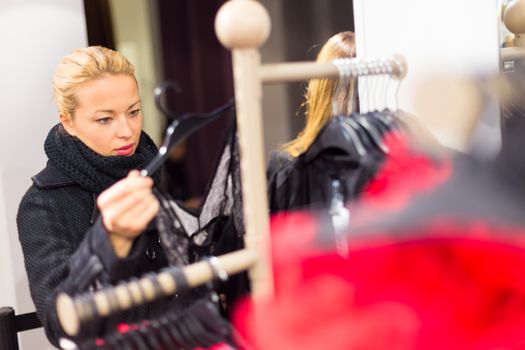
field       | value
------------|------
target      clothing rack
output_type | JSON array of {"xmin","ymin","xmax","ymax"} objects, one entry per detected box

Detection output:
[
  {"xmin": 260, "ymin": 57, "xmax": 406, "ymax": 83},
  {"xmin": 56, "ymin": 249, "xmax": 257, "ymax": 337},
  {"xmin": 214, "ymin": 0, "xmax": 407, "ymax": 298},
  {"xmin": 55, "ymin": 0, "xmax": 408, "ymax": 337}
]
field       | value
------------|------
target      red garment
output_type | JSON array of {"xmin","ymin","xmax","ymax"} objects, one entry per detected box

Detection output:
[
  {"xmin": 235, "ymin": 216, "xmax": 525, "ymax": 350},
  {"xmin": 360, "ymin": 132, "xmax": 452, "ymax": 211},
  {"xmin": 233, "ymin": 134, "xmax": 525, "ymax": 349}
]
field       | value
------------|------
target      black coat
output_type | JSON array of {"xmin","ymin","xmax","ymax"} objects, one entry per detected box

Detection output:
[
  {"xmin": 17, "ymin": 161, "xmax": 168, "ymax": 346},
  {"xmin": 267, "ymin": 116, "xmax": 384, "ymax": 214}
]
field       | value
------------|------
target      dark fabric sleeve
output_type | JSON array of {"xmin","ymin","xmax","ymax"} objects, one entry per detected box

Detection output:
[
  {"xmin": 17, "ymin": 188, "xmax": 147, "ymax": 346},
  {"xmin": 80, "ymin": 217, "xmax": 148, "ymax": 284},
  {"xmin": 266, "ymin": 151, "xmax": 293, "ymax": 181},
  {"xmin": 267, "ymin": 151, "xmax": 295, "ymax": 213}
]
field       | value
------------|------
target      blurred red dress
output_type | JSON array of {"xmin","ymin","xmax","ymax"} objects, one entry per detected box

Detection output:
[{"xmin": 234, "ymin": 133, "xmax": 525, "ymax": 350}]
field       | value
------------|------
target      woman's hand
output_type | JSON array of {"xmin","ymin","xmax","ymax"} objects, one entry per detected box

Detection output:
[{"xmin": 97, "ymin": 170, "xmax": 160, "ymax": 257}]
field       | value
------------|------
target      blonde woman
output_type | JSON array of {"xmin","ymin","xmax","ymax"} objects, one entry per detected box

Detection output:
[
  {"xmin": 284, "ymin": 31, "xmax": 357, "ymax": 157},
  {"xmin": 267, "ymin": 32, "xmax": 361, "ymax": 212},
  {"xmin": 17, "ymin": 46, "xmax": 167, "ymax": 346}
]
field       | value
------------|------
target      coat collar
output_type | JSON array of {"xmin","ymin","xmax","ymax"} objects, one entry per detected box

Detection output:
[{"xmin": 32, "ymin": 162, "xmax": 77, "ymax": 190}]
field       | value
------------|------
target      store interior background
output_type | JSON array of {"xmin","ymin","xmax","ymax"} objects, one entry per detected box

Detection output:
[
  {"xmin": 0, "ymin": 0, "xmax": 503, "ymax": 348},
  {"xmin": 82, "ymin": 0, "xmax": 355, "ymax": 203}
]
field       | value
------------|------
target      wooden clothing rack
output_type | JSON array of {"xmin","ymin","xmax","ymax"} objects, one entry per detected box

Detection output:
[
  {"xmin": 56, "ymin": 249, "xmax": 257, "ymax": 337},
  {"xmin": 55, "ymin": 0, "xmax": 408, "ymax": 337},
  {"xmin": 214, "ymin": 0, "xmax": 407, "ymax": 299}
]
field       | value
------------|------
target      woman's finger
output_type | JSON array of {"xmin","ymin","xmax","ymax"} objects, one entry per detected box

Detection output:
[
  {"xmin": 109, "ymin": 194, "xmax": 160, "ymax": 238},
  {"xmin": 101, "ymin": 187, "xmax": 152, "ymax": 224},
  {"xmin": 97, "ymin": 174, "xmax": 153, "ymax": 209}
]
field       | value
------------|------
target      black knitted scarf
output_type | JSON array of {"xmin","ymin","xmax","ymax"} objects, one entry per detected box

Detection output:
[{"xmin": 45, "ymin": 124, "xmax": 161, "ymax": 194}]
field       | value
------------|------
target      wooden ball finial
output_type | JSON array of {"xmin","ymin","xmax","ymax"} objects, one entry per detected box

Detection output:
[
  {"xmin": 504, "ymin": 0, "xmax": 525, "ymax": 35},
  {"xmin": 215, "ymin": 0, "xmax": 271, "ymax": 49}
]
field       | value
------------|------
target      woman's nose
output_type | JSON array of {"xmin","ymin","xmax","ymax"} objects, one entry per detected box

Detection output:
[{"xmin": 116, "ymin": 116, "xmax": 133, "ymax": 138}]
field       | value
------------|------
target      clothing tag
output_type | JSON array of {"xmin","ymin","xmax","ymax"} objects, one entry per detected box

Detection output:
[
  {"xmin": 59, "ymin": 337, "xmax": 79, "ymax": 350},
  {"xmin": 329, "ymin": 179, "xmax": 350, "ymax": 258}
]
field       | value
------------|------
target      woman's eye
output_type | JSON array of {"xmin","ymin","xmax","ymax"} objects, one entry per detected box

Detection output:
[
  {"xmin": 129, "ymin": 109, "xmax": 140, "ymax": 117},
  {"xmin": 96, "ymin": 117, "xmax": 111, "ymax": 125}
]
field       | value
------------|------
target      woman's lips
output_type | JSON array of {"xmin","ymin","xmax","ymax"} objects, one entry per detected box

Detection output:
[{"xmin": 115, "ymin": 143, "xmax": 134, "ymax": 156}]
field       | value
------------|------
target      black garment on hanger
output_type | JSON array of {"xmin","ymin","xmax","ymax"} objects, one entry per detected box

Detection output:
[
  {"xmin": 156, "ymin": 121, "xmax": 249, "ymax": 318},
  {"xmin": 267, "ymin": 116, "xmax": 385, "ymax": 214},
  {"xmin": 78, "ymin": 298, "xmax": 234, "ymax": 350},
  {"xmin": 340, "ymin": 62, "xmax": 525, "ymax": 240}
]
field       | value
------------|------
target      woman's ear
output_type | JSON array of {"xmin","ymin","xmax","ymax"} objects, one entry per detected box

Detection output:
[{"xmin": 60, "ymin": 114, "xmax": 77, "ymax": 136}]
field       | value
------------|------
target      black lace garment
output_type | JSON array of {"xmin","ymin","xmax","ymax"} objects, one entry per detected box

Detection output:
[{"xmin": 155, "ymin": 122, "xmax": 249, "ymax": 317}]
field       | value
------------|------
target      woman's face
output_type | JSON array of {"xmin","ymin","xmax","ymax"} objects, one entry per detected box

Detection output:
[{"xmin": 61, "ymin": 74, "xmax": 142, "ymax": 156}]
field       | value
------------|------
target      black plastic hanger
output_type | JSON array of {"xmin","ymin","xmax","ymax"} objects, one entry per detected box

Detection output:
[
  {"xmin": 167, "ymin": 309, "xmax": 199, "ymax": 349},
  {"xmin": 158, "ymin": 314, "xmax": 184, "ymax": 348},
  {"xmin": 101, "ymin": 332, "xmax": 117, "ymax": 350},
  {"xmin": 343, "ymin": 114, "xmax": 371, "ymax": 156},
  {"xmin": 182, "ymin": 312, "xmax": 218, "ymax": 347},
  {"xmin": 355, "ymin": 114, "xmax": 389, "ymax": 153},
  {"xmin": 141, "ymin": 99, "xmax": 235, "ymax": 177},
  {"xmin": 149, "ymin": 318, "xmax": 173, "ymax": 349},
  {"xmin": 367, "ymin": 110, "xmax": 391, "ymax": 135},
  {"xmin": 154, "ymin": 81, "xmax": 183, "ymax": 120},
  {"xmin": 104, "ymin": 330, "xmax": 131, "ymax": 350},
  {"xmin": 139, "ymin": 325, "xmax": 163, "ymax": 350},
  {"xmin": 115, "ymin": 331, "xmax": 133, "ymax": 350},
  {"xmin": 176, "ymin": 312, "xmax": 203, "ymax": 348},
  {"xmin": 131, "ymin": 327, "xmax": 150, "ymax": 350}
]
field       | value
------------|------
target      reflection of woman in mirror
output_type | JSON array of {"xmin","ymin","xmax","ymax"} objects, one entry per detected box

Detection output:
[
  {"xmin": 266, "ymin": 31, "xmax": 356, "ymax": 183},
  {"xmin": 17, "ymin": 46, "xmax": 168, "ymax": 346},
  {"xmin": 285, "ymin": 31, "xmax": 357, "ymax": 158}
]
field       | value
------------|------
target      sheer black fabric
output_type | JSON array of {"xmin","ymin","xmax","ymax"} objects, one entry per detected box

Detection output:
[{"xmin": 156, "ymin": 122, "xmax": 249, "ymax": 318}]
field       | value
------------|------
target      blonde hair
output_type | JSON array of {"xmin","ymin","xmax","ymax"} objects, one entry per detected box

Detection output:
[
  {"xmin": 53, "ymin": 46, "xmax": 136, "ymax": 117},
  {"xmin": 284, "ymin": 31, "xmax": 356, "ymax": 157}
]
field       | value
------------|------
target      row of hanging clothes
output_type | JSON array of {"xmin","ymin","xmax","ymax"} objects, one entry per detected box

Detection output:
[
  {"xmin": 238, "ymin": 59, "xmax": 525, "ymax": 350},
  {"xmin": 266, "ymin": 55, "xmax": 439, "ymax": 243},
  {"xmin": 60, "ymin": 250, "xmax": 254, "ymax": 350}
]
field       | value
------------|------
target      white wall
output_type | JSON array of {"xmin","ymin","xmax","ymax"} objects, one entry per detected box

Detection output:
[
  {"xmin": 0, "ymin": 1, "xmax": 87, "ymax": 348},
  {"xmin": 353, "ymin": 0, "xmax": 501, "ymax": 152},
  {"xmin": 0, "ymin": 168, "xmax": 16, "ymax": 309}
]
